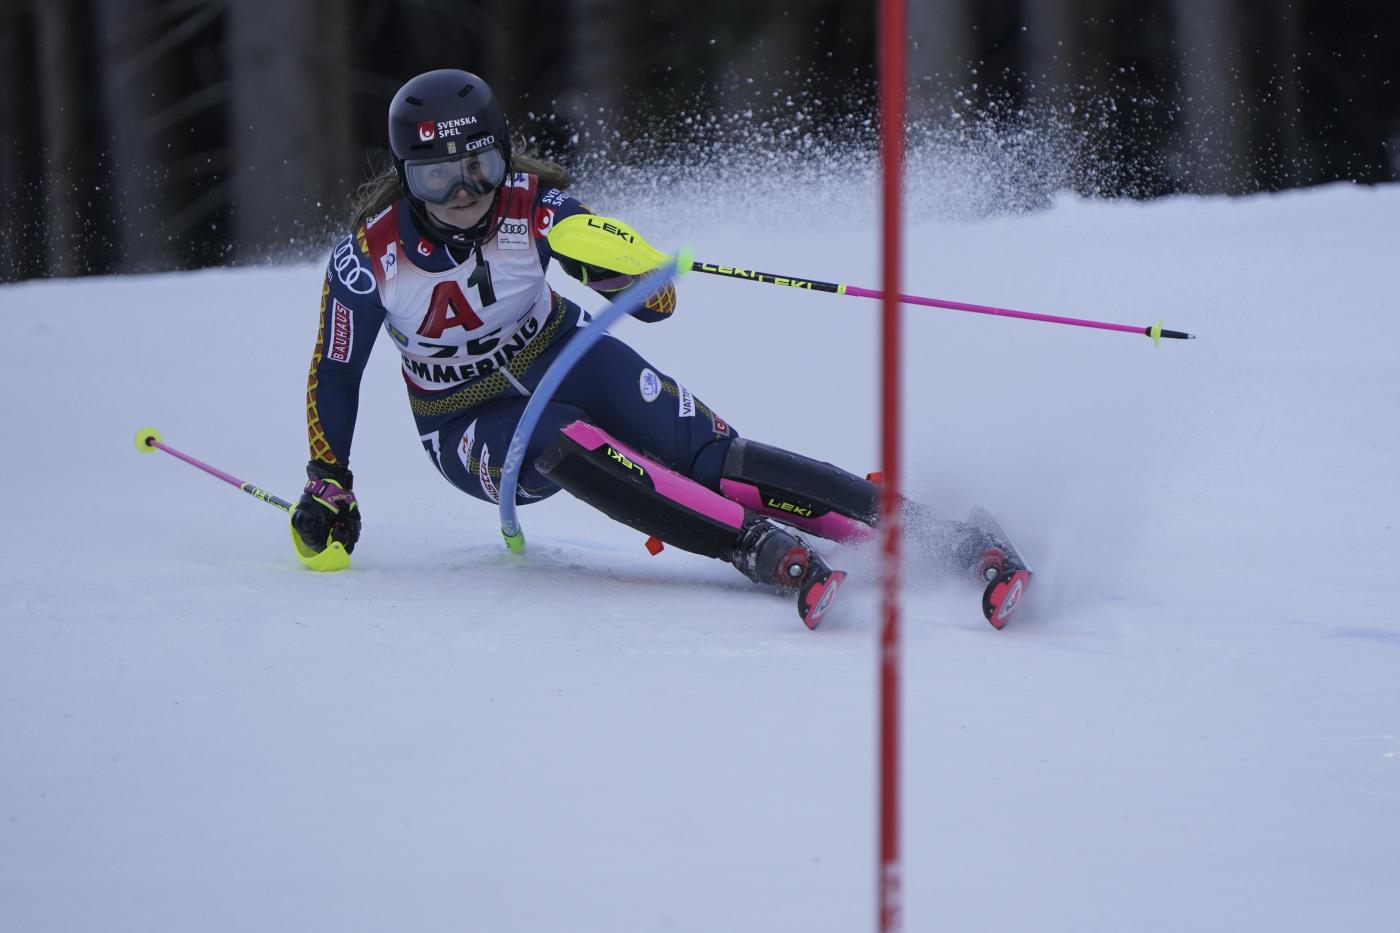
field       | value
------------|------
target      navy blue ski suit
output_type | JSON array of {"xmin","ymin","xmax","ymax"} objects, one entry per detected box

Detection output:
[{"xmin": 308, "ymin": 173, "xmax": 735, "ymax": 505}]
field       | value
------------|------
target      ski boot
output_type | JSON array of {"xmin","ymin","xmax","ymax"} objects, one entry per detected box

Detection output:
[
  {"xmin": 972, "ymin": 543, "xmax": 1032, "ymax": 630},
  {"xmin": 731, "ymin": 519, "xmax": 846, "ymax": 629},
  {"xmin": 951, "ymin": 508, "xmax": 1032, "ymax": 630}
]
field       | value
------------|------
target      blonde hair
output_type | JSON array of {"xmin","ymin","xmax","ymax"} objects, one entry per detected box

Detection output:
[{"xmin": 350, "ymin": 145, "xmax": 572, "ymax": 229}]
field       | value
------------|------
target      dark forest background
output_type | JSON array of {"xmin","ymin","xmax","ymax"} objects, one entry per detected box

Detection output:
[{"xmin": 1, "ymin": 0, "xmax": 1396, "ymax": 283}]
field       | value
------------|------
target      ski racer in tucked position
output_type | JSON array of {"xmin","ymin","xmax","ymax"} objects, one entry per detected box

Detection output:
[{"xmin": 292, "ymin": 68, "xmax": 1029, "ymax": 628}]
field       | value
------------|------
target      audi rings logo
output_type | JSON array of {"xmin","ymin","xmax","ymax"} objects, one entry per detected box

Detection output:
[
  {"xmin": 332, "ymin": 238, "xmax": 375, "ymax": 295},
  {"xmin": 417, "ymin": 121, "xmax": 436, "ymax": 142}
]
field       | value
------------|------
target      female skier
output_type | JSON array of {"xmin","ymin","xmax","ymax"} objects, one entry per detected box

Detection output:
[{"xmin": 292, "ymin": 68, "xmax": 1023, "ymax": 628}]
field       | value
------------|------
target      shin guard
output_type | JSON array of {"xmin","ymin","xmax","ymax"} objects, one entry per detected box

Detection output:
[
  {"xmin": 719, "ymin": 438, "xmax": 877, "ymax": 542},
  {"xmin": 538, "ymin": 422, "xmax": 849, "ymax": 628},
  {"xmin": 536, "ymin": 421, "xmax": 747, "ymax": 559}
]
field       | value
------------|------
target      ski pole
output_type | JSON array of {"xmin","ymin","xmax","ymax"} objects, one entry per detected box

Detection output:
[
  {"xmin": 545, "ymin": 214, "xmax": 1195, "ymax": 343},
  {"xmin": 689, "ymin": 262, "xmax": 1195, "ymax": 343},
  {"xmin": 133, "ymin": 427, "xmax": 349, "ymax": 571}
]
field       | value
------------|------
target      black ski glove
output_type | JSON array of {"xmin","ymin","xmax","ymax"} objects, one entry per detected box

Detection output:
[
  {"xmin": 556, "ymin": 253, "xmax": 633, "ymax": 292},
  {"xmin": 291, "ymin": 461, "xmax": 360, "ymax": 554},
  {"xmin": 556, "ymin": 253, "xmax": 676, "ymax": 316}
]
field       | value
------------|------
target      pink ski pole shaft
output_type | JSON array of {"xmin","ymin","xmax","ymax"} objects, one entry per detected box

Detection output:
[
  {"xmin": 691, "ymin": 261, "xmax": 1195, "ymax": 342},
  {"xmin": 133, "ymin": 427, "xmax": 294, "ymax": 512}
]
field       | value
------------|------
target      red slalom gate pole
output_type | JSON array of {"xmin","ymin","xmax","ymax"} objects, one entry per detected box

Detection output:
[{"xmin": 877, "ymin": 0, "xmax": 905, "ymax": 930}]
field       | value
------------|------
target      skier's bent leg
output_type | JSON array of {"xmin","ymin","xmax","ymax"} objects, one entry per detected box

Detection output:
[
  {"xmin": 537, "ymin": 421, "xmax": 845, "ymax": 625},
  {"xmin": 434, "ymin": 399, "xmax": 588, "ymax": 505},
  {"xmin": 539, "ymin": 421, "xmax": 744, "ymax": 561},
  {"xmin": 718, "ymin": 437, "xmax": 1019, "ymax": 582},
  {"xmin": 719, "ymin": 438, "xmax": 878, "ymax": 538}
]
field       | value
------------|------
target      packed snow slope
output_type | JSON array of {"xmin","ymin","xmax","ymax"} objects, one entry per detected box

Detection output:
[{"xmin": 2, "ymin": 183, "xmax": 1398, "ymax": 933}]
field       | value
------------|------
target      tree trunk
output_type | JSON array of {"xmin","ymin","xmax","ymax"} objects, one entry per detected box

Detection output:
[
  {"xmin": 1171, "ymin": 0, "xmax": 1251, "ymax": 193},
  {"xmin": 566, "ymin": 0, "xmax": 626, "ymax": 151},
  {"xmin": 227, "ymin": 0, "xmax": 352, "ymax": 259},
  {"xmin": 34, "ymin": 0, "xmax": 90, "ymax": 276},
  {"xmin": 907, "ymin": 0, "xmax": 976, "ymax": 125},
  {"xmin": 1271, "ymin": 0, "xmax": 1313, "ymax": 187},
  {"xmin": 0, "ymin": 5, "xmax": 45, "ymax": 281},
  {"xmin": 93, "ymin": 0, "xmax": 180, "ymax": 273},
  {"xmin": 1023, "ymin": 0, "xmax": 1111, "ymax": 106},
  {"xmin": 716, "ymin": 7, "xmax": 804, "ymax": 113},
  {"xmin": 481, "ymin": 0, "xmax": 521, "ymax": 109}
]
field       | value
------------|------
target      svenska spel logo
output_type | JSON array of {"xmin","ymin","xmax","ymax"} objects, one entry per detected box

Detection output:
[{"xmin": 417, "ymin": 121, "xmax": 436, "ymax": 142}]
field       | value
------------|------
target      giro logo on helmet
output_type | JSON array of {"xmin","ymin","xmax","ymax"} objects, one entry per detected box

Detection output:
[{"xmin": 417, "ymin": 121, "xmax": 436, "ymax": 142}]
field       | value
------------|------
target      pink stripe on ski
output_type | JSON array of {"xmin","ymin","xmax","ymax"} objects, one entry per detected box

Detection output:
[
  {"xmin": 719, "ymin": 479, "xmax": 874, "ymax": 543},
  {"xmin": 560, "ymin": 421, "xmax": 746, "ymax": 530}
]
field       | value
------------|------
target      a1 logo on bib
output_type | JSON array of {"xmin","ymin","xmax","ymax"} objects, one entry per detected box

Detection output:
[{"xmin": 639, "ymin": 368, "xmax": 662, "ymax": 402}]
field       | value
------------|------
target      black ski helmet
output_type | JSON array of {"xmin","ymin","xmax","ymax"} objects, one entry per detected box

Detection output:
[{"xmin": 388, "ymin": 69, "xmax": 512, "ymax": 241}]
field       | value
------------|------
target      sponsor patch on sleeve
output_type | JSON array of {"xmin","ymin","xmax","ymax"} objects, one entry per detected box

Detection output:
[
  {"xmin": 329, "ymin": 299, "xmax": 354, "ymax": 363},
  {"xmin": 535, "ymin": 205, "xmax": 556, "ymax": 237},
  {"xmin": 677, "ymin": 384, "xmax": 695, "ymax": 418},
  {"xmin": 639, "ymin": 369, "xmax": 661, "ymax": 402}
]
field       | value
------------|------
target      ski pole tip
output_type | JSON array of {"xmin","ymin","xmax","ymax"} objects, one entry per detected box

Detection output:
[
  {"xmin": 1146, "ymin": 322, "xmax": 1195, "ymax": 344},
  {"xmin": 503, "ymin": 527, "xmax": 526, "ymax": 554},
  {"xmin": 134, "ymin": 426, "xmax": 163, "ymax": 453}
]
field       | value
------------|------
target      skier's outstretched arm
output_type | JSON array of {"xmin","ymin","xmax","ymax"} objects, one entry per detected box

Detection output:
[{"xmin": 294, "ymin": 236, "xmax": 389, "ymax": 556}]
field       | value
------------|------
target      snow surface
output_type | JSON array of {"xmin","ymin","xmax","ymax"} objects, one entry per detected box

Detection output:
[{"xmin": 2, "ymin": 183, "xmax": 1398, "ymax": 932}]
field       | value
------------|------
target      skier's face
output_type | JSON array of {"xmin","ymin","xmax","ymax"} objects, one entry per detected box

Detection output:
[
  {"xmin": 405, "ymin": 145, "xmax": 506, "ymax": 230},
  {"xmin": 425, "ymin": 190, "xmax": 492, "ymax": 230}
]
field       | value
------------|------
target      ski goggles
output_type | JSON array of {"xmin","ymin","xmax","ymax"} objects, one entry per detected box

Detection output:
[{"xmin": 403, "ymin": 145, "xmax": 507, "ymax": 204}]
